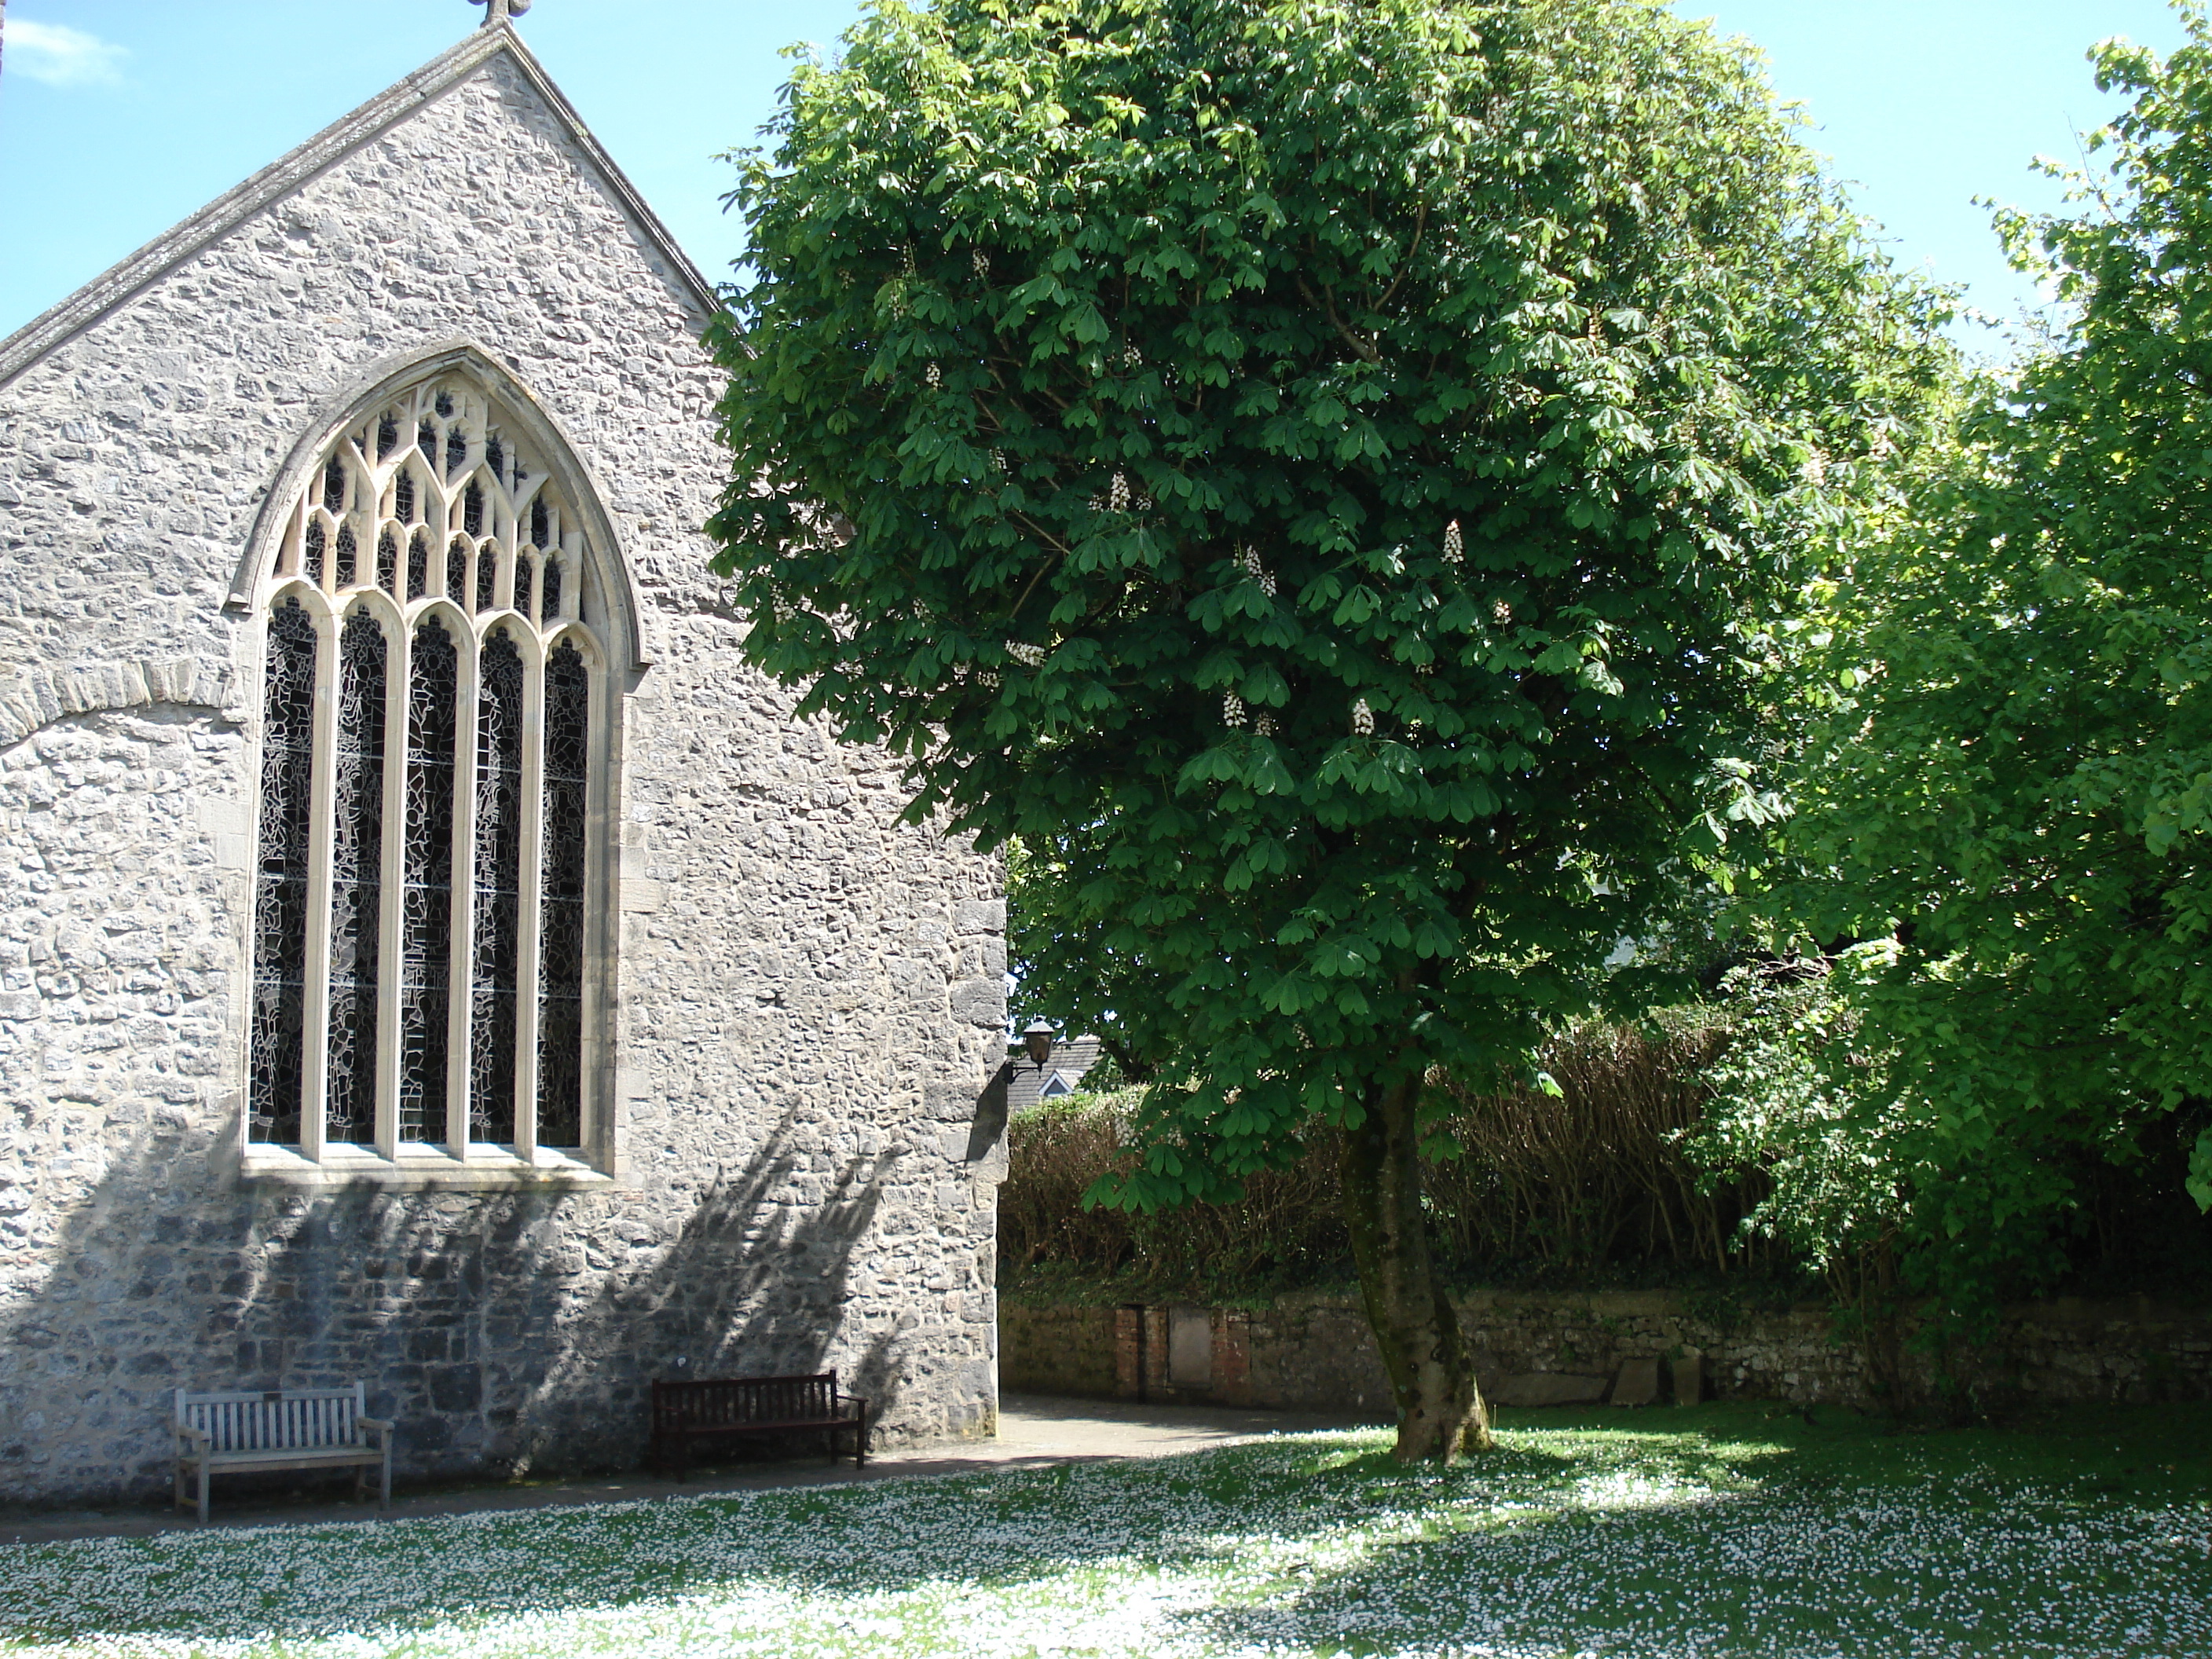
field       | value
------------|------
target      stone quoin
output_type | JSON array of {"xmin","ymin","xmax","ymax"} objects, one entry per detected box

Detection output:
[{"xmin": 0, "ymin": 11, "xmax": 1008, "ymax": 1507}]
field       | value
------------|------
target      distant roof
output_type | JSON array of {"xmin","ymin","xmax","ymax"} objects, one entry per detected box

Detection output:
[{"xmin": 1005, "ymin": 1035, "xmax": 1104, "ymax": 1112}]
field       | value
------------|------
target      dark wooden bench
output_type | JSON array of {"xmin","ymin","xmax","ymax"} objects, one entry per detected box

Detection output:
[{"xmin": 649, "ymin": 1372, "xmax": 868, "ymax": 1474}]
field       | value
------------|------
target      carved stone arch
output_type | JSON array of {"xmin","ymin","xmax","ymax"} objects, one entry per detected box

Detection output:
[
  {"xmin": 232, "ymin": 339, "xmax": 649, "ymax": 676},
  {"xmin": 266, "ymin": 574, "xmax": 339, "ymax": 624},
  {"xmin": 541, "ymin": 619, "xmax": 609, "ymax": 671}
]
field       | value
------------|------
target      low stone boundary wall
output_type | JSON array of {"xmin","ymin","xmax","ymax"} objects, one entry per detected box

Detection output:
[{"xmin": 1001, "ymin": 1289, "xmax": 2212, "ymax": 1412}]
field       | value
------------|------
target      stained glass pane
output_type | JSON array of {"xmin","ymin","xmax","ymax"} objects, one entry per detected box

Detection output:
[
  {"xmin": 470, "ymin": 632, "xmax": 526, "ymax": 1144},
  {"xmin": 476, "ymin": 548, "xmax": 497, "ymax": 614},
  {"xmin": 407, "ymin": 529, "xmax": 429, "ymax": 601},
  {"xmin": 401, "ymin": 616, "xmax": 459, "ymax": 1143},
  {"xmin": 327, "ymin": 610, "xmax": 386, "ymax": 1143},
  {"xmin": 322, "ymin": 459, "xmax": 346, "ymax": 515},
  {"xmin": 448, "ymin": 539, "xmax": 469, "ymax": 605},
  {"xmin": 334, "ymin": 526, "xmax": 356, "ymax": 592},
  {"xmin": 529, "ymin": 500, "xmax": 549, "ymax": 549},
  {"xmin": 250, "ymin": 599, "xmax": 318, "ymax": 1144},
  {"xmin": 538, "ymin": 640, "xmax": 589, "ymax": 1147},
  {"xmin": 302, "ymin": 522, "xmax": 325, "ymax": 586},
  {"xmin": 395, "ymin": 471, "xmax": 416, "ymax": 525},
  {"xmin": 464, "ymin": 482, "xmax": 485, "ymax": 538},
  {"xmin": 379, "ymin": 527, "xmax": 401, "ymax": 594},
  {"xmin": 541, "ymin": 558, "xmax": 562, "ymax": 624},
  {"xmin": 513, "ymin": 556, "xmax": 533, "ymax": 622}
]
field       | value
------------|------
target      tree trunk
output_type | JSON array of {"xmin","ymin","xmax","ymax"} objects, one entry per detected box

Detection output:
[{"xmin": 1339, "ymin": 1070, "xmax": 1494, "ymax": 1461}]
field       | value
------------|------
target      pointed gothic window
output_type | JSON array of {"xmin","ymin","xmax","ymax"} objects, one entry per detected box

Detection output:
[{"xmin": 251, "ymin": 372, "xmax": 613, "ymax": 1166}]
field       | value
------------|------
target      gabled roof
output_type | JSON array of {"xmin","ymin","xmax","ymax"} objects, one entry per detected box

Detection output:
[
  {"xmin": 1006, "ymin": 1035, "xmax": 1106, "ymax": 1112},
  {"xmin": 0, "ymin": 21, "xmax": 723, "ymax": 392}
]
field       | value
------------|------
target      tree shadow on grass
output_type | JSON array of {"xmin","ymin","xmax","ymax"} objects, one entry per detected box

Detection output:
[
  {"xmin": 1169, "ymin": 1426, "xmax": 2212, "ymax": 1659},
  {"xmin": 0, "ymin": 1434, "xmax": 1737, "ymax": 1649}
]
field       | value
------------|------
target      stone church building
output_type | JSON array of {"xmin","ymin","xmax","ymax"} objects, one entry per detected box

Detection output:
[{"xmin": 0, "ymin": 11, "xmax": 1008, "ymax": 1506}]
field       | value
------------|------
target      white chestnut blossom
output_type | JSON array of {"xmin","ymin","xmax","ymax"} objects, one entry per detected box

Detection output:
[
  {"xmin": 1, "ymin": 1424, "xmax": 2192, "ymax": 1658},
  {"xmin": 1351, "ymin": 697, "xmax": 1375, "ymax": 736}
]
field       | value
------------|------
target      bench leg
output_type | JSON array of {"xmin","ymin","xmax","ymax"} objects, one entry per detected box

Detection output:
[
  {"xmin": 196, "ymin": 1459, "xmax": 211, "ymax": 1525},
  {"xmin": 174, "ymin": 1459, "xmax": 186, "ymax": 1512},
  {"xmin": 379, "ymin": 1445, "xmax": 392, "ymax": 1513}
]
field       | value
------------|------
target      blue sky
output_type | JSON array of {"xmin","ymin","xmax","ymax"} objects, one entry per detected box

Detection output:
[{"xmin": 0, "ymin": 1, "xmax": 2190, "ymax": 350}]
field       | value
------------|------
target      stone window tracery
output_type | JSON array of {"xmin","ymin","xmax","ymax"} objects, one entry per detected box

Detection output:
[{"xmin": 249, "ymin": 373, "xmax": 610, "ymax": 1166}]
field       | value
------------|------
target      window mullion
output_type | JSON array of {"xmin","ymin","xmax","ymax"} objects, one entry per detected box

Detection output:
[
  {"xmin": 374, "ymin": 618, "xmax": 409, "ymax": 1163},
  {"xmin": 298, "ymin": 611, "xmax": 341, "ymax": 1161},
  {"xmin": 445, "ymin": 626, "xmax": 481, "ymax": 1159}
]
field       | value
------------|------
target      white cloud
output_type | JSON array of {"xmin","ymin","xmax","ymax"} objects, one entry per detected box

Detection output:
[{"xmin": 7, "ymin": 18, "xmax": 129, "ymax": 88}]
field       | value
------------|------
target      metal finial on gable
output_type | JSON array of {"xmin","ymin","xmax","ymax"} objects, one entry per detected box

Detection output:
[{"xmin": 470, "ymin": 0, "xmax": 533, "ymax": 26}]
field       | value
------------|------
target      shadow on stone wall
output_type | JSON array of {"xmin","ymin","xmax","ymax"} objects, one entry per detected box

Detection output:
[{"xmin": 0, "ymin": 1103, "xmax": 927, "ymax": 1508}]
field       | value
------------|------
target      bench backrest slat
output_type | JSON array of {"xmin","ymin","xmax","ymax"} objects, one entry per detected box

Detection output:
[
  {"xmin": 177, "ymin": 1384, "xmax": 364, "ymax": 1452},
  {"xmin": 652, "ymin": 1372, "xmax": 842, "ymax": 1431}
]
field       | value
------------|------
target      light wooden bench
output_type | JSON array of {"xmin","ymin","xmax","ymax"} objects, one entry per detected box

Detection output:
[{"xmin": 174, "ymin": 1384, "xmax": 394, "ymax": 1522}]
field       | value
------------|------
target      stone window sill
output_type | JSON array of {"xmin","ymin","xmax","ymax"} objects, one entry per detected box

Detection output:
[{"xmin": 240, "ymin": 1144, "xmax": 614, "ymax": 1190}]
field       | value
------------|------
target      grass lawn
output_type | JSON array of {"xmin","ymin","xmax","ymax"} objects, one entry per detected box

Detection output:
[{"xmin": 2, "ymin": 1402, "xmax": 2209, "ymax": 1657}]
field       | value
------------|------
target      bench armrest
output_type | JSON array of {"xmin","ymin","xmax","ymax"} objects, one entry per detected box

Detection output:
[
  {"xmin": 176, "ymin": 1424, "xmax": 210, "ymax": 1450},
  {"xmin": 357, "ymin": 1417, "xmax": 395, "ymax": 1441},
  {"xmin": 837, "ymin": 1394, "xmax": 869, "ymax": 1421}
]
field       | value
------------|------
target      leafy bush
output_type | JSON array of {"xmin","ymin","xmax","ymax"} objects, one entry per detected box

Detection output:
[{"xmin": 1001, "ymin": 1016, "xmax": 1787, "ymax": 1299}]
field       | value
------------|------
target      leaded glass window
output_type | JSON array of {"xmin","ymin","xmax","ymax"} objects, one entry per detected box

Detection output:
[
  {"xmin": 470, "ymin": 629, "xmax": 527, "ymax": 1144},
  {"xmin": 249, "ymin": 599, "xmax": 317, "ymax": 1144},
  {"xmin": 539, "ymin": 640, "xmax": 591, "ymax": 1148},
  {"xmin": 401, "ymin": 615, "xmax": 459, "ymax": 1144},
  {"xmin": 251, "ymin": 372, "xmax": 612, "ymax": 1164},
  {"xmin": 326, "ymin": 610, "xmax": 388, "ymax": 1144}
]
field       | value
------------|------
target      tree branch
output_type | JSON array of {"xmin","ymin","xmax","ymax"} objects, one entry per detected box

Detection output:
[{"xmin": 1298, "ymin": 273, "xmax": 1382, "ymax": 364}]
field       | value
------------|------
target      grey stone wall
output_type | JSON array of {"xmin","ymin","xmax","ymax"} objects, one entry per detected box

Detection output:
[
  {"xmin": 0, "ymin": 38, "xmax": 1006, "ymax": 1507},
  {"xmin": 1003, "ymin": 1290, "xmax": 2212, "ymax": 1413}
]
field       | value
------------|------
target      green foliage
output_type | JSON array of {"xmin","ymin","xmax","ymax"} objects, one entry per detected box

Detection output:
[
  {"xmin": 712, "ymin": 0, "xmax": 1951, "ymax": 1206},
  {"xmin": 1767, "ymin": 7, "xmax": 2212, "ymax": 1307}
]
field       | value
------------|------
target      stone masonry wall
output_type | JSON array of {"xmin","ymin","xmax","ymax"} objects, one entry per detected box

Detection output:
[
  {"xmin": 1004, "ymin": 1290, "xmax": 2212, "ymax": 1413},
  {"xmin": 0, "ymin": 42, "xmax": 1007, "ymax": 1507}
]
